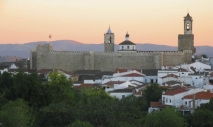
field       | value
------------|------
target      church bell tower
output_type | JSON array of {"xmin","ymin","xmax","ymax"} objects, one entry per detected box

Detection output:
[
  {"xmin": 178, "ymin": 13, "xmax": 196, "ymax": 54},
  {"xmin": 104, "ymin": 26, "xmax": 114, "ymax": 52}
]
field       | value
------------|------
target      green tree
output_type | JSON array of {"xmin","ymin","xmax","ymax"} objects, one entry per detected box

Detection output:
[
  {"xmin": 144, "ymin": 107, "xmax": 187, "ymax": 127},
  {"xmin": 47, "ymin": 71, "xmax": 75, "ymax": 105},
  {"xmin": 36, "ymin": 103, "xmax": 73, "ymax": 127},
  {"xmin": 0, "ymin": 72, "xmax": 13, "ymax": 93},
  {"xmin": 5, "ymin": 72, "xmax": 51, "ymax": 109},
  {"xmin": 143, "ymin": 83, "xmax": 164, "ymax": 107},
  {"xmin": 198, "ymin": 98, "xmax": 213, "ymax": 111},
  {"xmin": 202, "ymin": 54, "xmax": 208, "ymax": 58},
  {"xmin": 0, "ymin": 98, "xmax": 34, "ymax": 127},
  {"xmin": 66, "ymin": 120, "xmax": 93, "ymax": 127},
  {"xmin": 192, "ymin": 109, "xmax": 213, "ymax": 127},
  {"xmin": 74, "ymin": 88, "xmax": 117, "ymax": 127},
  {"xmin": 111, "ymin": 96, "xmax": 147, "ymax": 126}
]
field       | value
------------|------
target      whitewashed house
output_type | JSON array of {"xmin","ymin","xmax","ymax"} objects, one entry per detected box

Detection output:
[
  {"xmin": 182, "ymin": 90, "xmax": 213, "ymax": 109},
  {"xmin": 102, "ymin": 70, "xmax": 145, "ymax": 84},
  {"xmin": 162, "ymin": 87, "xmax": 204, "ymax": 108}
]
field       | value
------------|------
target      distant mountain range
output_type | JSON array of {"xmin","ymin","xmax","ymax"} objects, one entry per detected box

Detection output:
[{"xmin": 0, "ymin": 40, "xmax": 212, "ymax": 59}]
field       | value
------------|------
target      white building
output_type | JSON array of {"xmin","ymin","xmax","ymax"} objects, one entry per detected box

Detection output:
[
  {"xmin": 162, "ymin": 87, "xmax": 204, "ymax": 108},
  {"xmin": 118, "ymin": 32, "xmax": 136, "ymax": 52},
  {"xmin": 182, "ymin": 90, "xmax": 213, "ymax": 109},
  {"xmin": 102, "ymin": 70, "xmax": 145, "ymax": 84}
]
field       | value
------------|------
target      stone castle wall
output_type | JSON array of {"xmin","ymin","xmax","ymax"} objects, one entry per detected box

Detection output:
[{"xmin": 31, "ymin": 44, "xmax": 192, "ymax": 72}]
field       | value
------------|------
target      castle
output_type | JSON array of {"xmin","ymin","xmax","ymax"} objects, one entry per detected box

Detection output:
[{"xmin": 30, "ymin": 13, "xmax": 196, "ymax": 72}]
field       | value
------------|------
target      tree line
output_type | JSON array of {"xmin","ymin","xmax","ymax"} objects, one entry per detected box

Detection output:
[{"xmin": 0, "ymin": 71, "xmax": 212, "ymax": 127}]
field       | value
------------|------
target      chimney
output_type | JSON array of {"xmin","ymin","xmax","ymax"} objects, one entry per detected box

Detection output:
[{"xmin": 192, "ymin": 94, "xmax": 196, "ymax": 109}]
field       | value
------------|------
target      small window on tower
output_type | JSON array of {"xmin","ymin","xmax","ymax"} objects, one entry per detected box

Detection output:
[
  {"xmin": 186, "ymin": 23, "xmax": 190, "ymax": 30},
  {"xmin": 108, "ymin": 36, "xmax": 111, "ymax": 43}
]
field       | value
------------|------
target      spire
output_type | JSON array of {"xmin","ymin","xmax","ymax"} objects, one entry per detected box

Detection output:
[
  {"xmin": 106, "ymin": 25, "xmax": 112, "ymax": 33},
  {"xmin": 184, "ymin": 13, "xmax": 192, "ymax": 21}
]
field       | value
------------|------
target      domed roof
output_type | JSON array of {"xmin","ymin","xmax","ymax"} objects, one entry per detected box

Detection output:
[
  {"xmin": 119, "ymin": 40, "xmax": 135, "ymax": 45},
  {"xmin": 106, "ymin": 26, "xmax": 113, "ymax": 33},
  {"xmin": 119, "ymin": 32, "xmax": 135, "ymax": 45},
  {"xmin": 184, "ymin": 13, "xmax": 192, "ymax": 21}
]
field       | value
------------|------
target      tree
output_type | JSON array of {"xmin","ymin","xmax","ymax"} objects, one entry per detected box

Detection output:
[
  {"xmin": 0, "ymin": 72, "xmax": 13, "ymax": 93},
  {"xmin": 47, "ymin": 71, "xmax": 75, "ymax": 105},
  {"xmin": 112, "ymin": 96, "xmax": 147, "ymax": 126},
  {"xmin": 4, "ymin": 72, "xmax": 51, "ymax": 109},
  {"xmin": 36, "ymin": 103, "xmax": 73, "ymax": 127},
  {"xmin": 73, "ymin": 88, "xmax": 117, "ymax": 127},
  {"xmin": 202, "ymin": 54, "xmax": 208, "ymax": 58},
  {"xmin": 0, "ymin": 98, "xmax": 34, "ymax": 127},
  {"xmin": 144, "ymin": 107, "xmax": 187, "ymax": 127},
  {"xmin": 192, "ymin": 109, "xmax": 213, "ymax": 127},
  {"xmin": 198, "ymin": 98, "xmax": 213, "ymax": 111},
  {"xmin": 66, "ymin": 120, "xmax": 93, "ymax": 127},
  {"xmin": 143, "ymin": 83, "xmax": 164, "ymax": 108},
  {"xmin": 190, "ymin": 98, "xmax": 213, "ymax": 127}
]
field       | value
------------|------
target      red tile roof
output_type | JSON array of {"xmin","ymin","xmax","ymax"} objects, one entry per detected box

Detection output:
[
  {"xmin": 183, "ymin": 90, "xmax": 213, "ymax": 100},
  {"xmin": 104, "ymin": 81, "xmax": 125, "ymax": 86},
  {"xmin": 74, "ymin": 84, "xmax": 94, "ymax": 89},
  {"xmin": 163, "ymin": 88, "xmax": 188, "ymax": 95},
  {"xmin": 150, "ymin": 102, "xmax": 171, "ymax": 108},
  {"xmin": 150, "ymin": 102, "xmax": 162, "ymax": 107},
  {"xmin": 161, "ymin": 74, "xmax": 179, "ymax": 79},
  {"xmin": 134, "ymin": 91, "xmax": 142, "ymax": 95}
]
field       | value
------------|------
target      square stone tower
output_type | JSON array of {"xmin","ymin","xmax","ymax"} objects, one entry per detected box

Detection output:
[
  {"xmin": 104, "ymin": 26, "xmax": 114, "ymax": 52},
  {"xmin": 178, "ymin": 13, "xmax": 196, "ymax": 54}
]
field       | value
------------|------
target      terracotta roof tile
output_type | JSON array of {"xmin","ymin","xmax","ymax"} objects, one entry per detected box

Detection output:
[
  {"xmin": 164, "ymin": 88, "xmax": 188, "ymax": 95},
  {"xmin": 74, "ymin": 84, "xmax": 94, "ymax": 89},
  {"xmin": 183, "ymin": 90, "xmax": 213, "ymax": 100},
  {"xmin": 150, "ymin": 102, "xmax": 162, "ymax": 107},
  {"xmin": 134, "ymin": 91, "xmax": 142, "ymax": 95}
]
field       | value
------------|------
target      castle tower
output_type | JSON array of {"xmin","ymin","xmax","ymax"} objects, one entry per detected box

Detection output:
[
  {"xmin": 178, "ymin": 13, "xmax": 196, "ymax": 54},
  {"xmin": 104, "ymin": 26, "xmax": 114, "ymax": 52}
]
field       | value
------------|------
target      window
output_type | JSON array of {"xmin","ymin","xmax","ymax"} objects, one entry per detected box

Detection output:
[
  {"xmin": 186, "ymin": 23, "xmax": 190, "ymax": 30},
  {"xmin": 185, "ymin": 101, "xmax": 187, "ymax": 105},
  {"xmin": 166, "ymin": 98, "xmax": 168, "ymax": 103},
  {"xmin": 127, "ymin": 46, "xmax": 129, "ymax": 49},
  {"xmin": 151, "ymin": 79, "xmax": 154, "ymax": 83},
  {"xmin": 122, "ymin": 46, "xmax": 124, "ymax": 49},
  {"xmin": 170, "ymin": 99, "xmax": 171, "ymax": 103},
  {"xmin": 122, "ymin": 95, "xmax": 125, "ymax": 99}
]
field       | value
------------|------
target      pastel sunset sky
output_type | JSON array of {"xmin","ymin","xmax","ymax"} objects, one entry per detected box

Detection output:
[{"xmin": 0, "ymin": 0, "xmax": 212, "ymax": 46}]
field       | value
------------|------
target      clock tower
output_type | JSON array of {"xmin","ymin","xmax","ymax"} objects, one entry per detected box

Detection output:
[{"xmin": 104, "ymin": 26, "xmax": 114, "ymax": 52}]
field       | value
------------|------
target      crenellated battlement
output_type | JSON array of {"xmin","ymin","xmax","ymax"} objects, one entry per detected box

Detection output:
[
  {"xmin": 49, "ymin": 50, "xmax": 91, "ymax": 55},
  {"xmin": 162, "ymin": 51, "xmax": 185, "ymax": 55}
]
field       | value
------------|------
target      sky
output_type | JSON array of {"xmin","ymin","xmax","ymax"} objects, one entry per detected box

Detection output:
[{"xmin": 0, "ymin": 0, "xmax": 212, "ymax": 46}]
